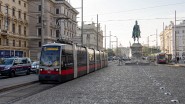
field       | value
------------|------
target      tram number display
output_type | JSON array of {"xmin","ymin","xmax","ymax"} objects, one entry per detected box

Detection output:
[{"xmin": 44, "ymin": 47, "xmax": 59, "ymax": 51}]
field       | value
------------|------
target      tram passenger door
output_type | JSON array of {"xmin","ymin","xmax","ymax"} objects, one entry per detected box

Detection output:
[
  {"xmin": 61, "ymin": 56, "xmax": 66, "ymax": 70},
  {"xmin": 61, "ymin": 56, "xmax": 72, "ymax": 68}
]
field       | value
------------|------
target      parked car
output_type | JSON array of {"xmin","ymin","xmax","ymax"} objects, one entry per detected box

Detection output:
[
  {"xmin": 0, "ymin": 57, "xmax": 31, "ymax": 77},
  {"xmin": 31, "ymin": 61, "xmax": 39, "ymax": 73}
]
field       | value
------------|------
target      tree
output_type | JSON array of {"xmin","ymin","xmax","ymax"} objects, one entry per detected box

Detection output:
[{"xmin": 106, "ymin": 48, "xmax": 115, "ymax": 57}]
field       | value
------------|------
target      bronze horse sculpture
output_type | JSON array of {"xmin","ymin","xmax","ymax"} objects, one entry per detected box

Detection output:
[{"xmin": 132, "ymin": 21, "xmax": 141, "ymax": 43}]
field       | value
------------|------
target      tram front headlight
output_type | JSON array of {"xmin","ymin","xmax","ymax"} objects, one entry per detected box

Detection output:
[
  {"xmin": 40, "ymin": 68, "xmax": 43, "ymax": 71},
  {"xmin": 55, "ymin": 68, "xmax": 59, "ymax": 71}
]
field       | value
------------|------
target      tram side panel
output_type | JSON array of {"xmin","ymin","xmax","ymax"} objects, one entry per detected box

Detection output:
[
  {"xmin": 104, "ymin": 53, "xmax": 108, "ymax": 67},
  {"xmin": 95, "ymin": 50, "xmax": 101, "ymax": 70},
  {"xmin": 77, "ymin": 46, "xmax": 87, "ymax": 77},
  {"xmin": 88, "ymin": 49, "xmax": 95, "ymax": 73},
  {"xmin": 60, "ymin": 44, "xmax": 74, "ymax": 81},
  {"xmin": 100, "ymin": 51, "xmax": 104, "ymax": 68}
]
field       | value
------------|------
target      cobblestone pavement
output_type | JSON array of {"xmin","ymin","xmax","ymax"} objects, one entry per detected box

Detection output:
[{"xmin": 13, "ymin": 62, "xmax": 185, "ymax": 104}]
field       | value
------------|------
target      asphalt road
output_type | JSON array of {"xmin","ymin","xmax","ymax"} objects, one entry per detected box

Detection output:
[{"xmin": 2, "ymin": 61, "xmax": 184, "ymax": 104}]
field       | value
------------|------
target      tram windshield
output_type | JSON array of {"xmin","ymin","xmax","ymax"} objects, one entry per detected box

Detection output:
[
  {"xmin": 40, "ymin": 46, "xmax": 60, "ymax": 67},
  {"xmin": 158, "ymin": 55, "xmax": 165, "ymax": 60}
]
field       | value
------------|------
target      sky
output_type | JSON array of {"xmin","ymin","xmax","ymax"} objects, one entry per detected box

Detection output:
[{"xmin": 69, "ymin": 0, "xmax": 185, "ymax": 48}]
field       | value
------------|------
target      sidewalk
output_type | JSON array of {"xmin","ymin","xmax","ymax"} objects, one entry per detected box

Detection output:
[
  {"xmin": 0, "ymin": 74, "xmax": 38, "ymax": 92},
  {"xmin": 167, "ymin": 60, "xmax": 185, "ymax": 67}
]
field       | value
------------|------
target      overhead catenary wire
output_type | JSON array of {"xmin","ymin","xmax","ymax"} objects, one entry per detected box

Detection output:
[
  {"xmin": 83, "ymin": 1, "xmax": 185, "ymax": 17},
  {"xmin": 77, "ymin": 17, "xmax": 185, "ymax": 23}
]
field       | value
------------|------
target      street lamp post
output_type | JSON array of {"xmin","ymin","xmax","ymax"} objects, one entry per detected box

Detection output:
[
  {"xmin": 41, "ymin": 0, "xmax": 45, "ymax": 46},
  {"xmin": 109, "ymin": 31, "xmax": 112, "ymax": 49},
  {"xmin": 81, "ymin": 0, "xmax": 84, "ymax": 45},
  {"xmin": 115, "ymin": 36, "xmax": 118, "ymax": 56},
  {"xmin": 148, "ymin": 34, "xmax": 158, "ymax": 55},
  {"xmin": 111, "ymin": 36, "xmax": 118, "ymax": 56}
]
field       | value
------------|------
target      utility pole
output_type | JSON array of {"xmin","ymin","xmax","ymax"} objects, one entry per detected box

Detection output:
[
  {"xmin": 109, "ymin": 31, "xmax": 111, "ymax": 49},
  {"xmin": 174, "ymin": 10, "xmax": 177, "ymax": 60},
  {"xmin": 156, "ymin": 29, "xmax": 158, "ymax": 48},
  {"xmin": 81, "ymin": 0, "xmax": 83, "ymax": 45},
  {"xmin": 104, "ymin": 25, "xmax": 106, "ymax": 49},
  {"xmin": 97, "ymin": 14, "xmax": 99, "ymax": 50},
  {"xmin": 163, "ymin": 22, "xmax": 165, "ymax": 52},
  {"xmin": 116, "ymin": 36, "xmax": 118, "ymax": 56},
  {"xmin": 41, "ymin": 0, "xmax": 45, "ymax": 45},
  {"xmin": 148, "ymin": 36, "xmax": 149, "ymax": 55}
]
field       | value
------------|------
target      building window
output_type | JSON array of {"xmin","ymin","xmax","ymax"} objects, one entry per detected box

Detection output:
[
  {"xmin": 6, "ymin": 39, "xmax": 9, "ymax": 46},
  {"xmin": 24, "ymin": 27, "xmax": 26, "ymax": 36},
  {"xmin": 18, "ymin": 10, "xmax": 21, "ymax": 18},
  {"xmin": 39, "ymin": 41, "xmax": 41, "ymax": 47},
  {"xmin": 12, "ymin": 23, "xmax": 15, "ymax": 33},
  {"xmin": 24, "ymin": 52, "xmax": 26, "ymax": 57},
  {"xmin": 5, "ymin": 20, "xmax": 8, "ymax": 30},
  {"xmin": 24, "ymin": 3, "xmax": 26, "ymax": 7},
  {"xmin": 50, "ymin": 29, "xmax": 53, "ymax": 37},
  {"xmin": 183, "ymin": 30, "xmax": 185, "ymax": 33},
  {"xmin": 19, "ymin": 0, "xmax": 21, "ymax": 5},
  {"xmin": 5, "ymin": 5, "xmax": 8, "ymax": 14},
  {"xmin": 38, "ymin": 5, "xmax": 41, "ymax": 11},
  {"xmin": 38, "ymin": 16, "xmax": 41, "ymax": 23},
  {"xmin": 13, "ymin": 0, "xmax": 15, "ymax": 2},
  {"xmin": 56, "ymin": 30, "xmax": 60, "ymax": 38},
  {"xmin": 12, "ymin": 8, "xmax": 15, "ymax": 16},
  {"xmin": 56, "ymin": 8, "xmax": 59, "ymax": 14},
  {"xmin": 13, "ymin": 40, "xmax": 15, "ymax": 46},
  {"xmin": 38, "ymin": 28, "xmax": 42, "ymax": 36},
  {"xmin": 24, "ymin": 41, "xmax": 26, "ymax": 47},
  {"xmin": 18, "ymin": 25, "xmax": 21, "ymax": 35},
  {"xmin": 19, "ymin": 40, "xmax": 21, "ymax": 47},
  {"xmin": 24, "ymin": 13, "xmax": 26, "ymax": 20},
  {"xmin": 0, "ymin": 20, "xmax": 1, "ymax": 29}
]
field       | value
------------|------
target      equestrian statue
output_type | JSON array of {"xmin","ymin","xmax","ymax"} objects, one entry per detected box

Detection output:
[{"xmin": 132, "ymin": 20, "xmax": 141, "ymax": 43}]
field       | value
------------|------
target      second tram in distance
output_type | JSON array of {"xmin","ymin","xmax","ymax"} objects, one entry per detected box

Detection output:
[
  {"xmin": 156, "ymin": 53, "xmax": 168, "ymax": 64},
  {"xmin": 39, "ymin": 42, "xmax": 108, "ymax": 83}
]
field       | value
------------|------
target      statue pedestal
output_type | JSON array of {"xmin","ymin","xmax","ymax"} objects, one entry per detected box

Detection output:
[
  {"xmin": 125, "ymin": 43, "xmax": 149, "ymax": 65},
  {"xmin": 130, "ymin": 43, "xmax": 142, "ymax": 60}
]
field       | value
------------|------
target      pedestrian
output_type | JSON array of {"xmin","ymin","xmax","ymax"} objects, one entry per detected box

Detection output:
[{"xmin": 177, "ymin": 57, "xmax": 179, "ymax": 63}]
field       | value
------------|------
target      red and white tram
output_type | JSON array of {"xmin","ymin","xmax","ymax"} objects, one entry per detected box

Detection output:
[{"xmin": 39, "ymin": 42, "xmax": 108, "ymax": 83}]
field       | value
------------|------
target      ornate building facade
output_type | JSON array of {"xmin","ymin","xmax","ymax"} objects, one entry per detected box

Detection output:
[
  {"xmin": 74, "ymin": 23, "xmax": 103, "ymax": 50},
  {"xmin": 28, "ymin": 0, "xmax": 78, "ymax": 60},
  {"xmin": 0, "ymin": 0, "xmax": 29, "ymax": 58},
  {"xmin": 160, "ymin": 21, "xmax": 185, "ymax": 59}
]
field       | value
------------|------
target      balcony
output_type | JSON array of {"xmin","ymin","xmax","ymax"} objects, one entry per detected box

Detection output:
[
  {"xmin": 0, "ymin": 29, "xmax": 9, "ymax": 36},
  {"xmin": 0, "ymin": 11, "xmax": 4, "ymax": 17},
  {"xmin": 12, "ymin": 16, "xmax": 18, "ymax": 22},
  {"xmin": 18, "ymin": 18, "xmax": 24, "ymax": 24},
  {"xmin": 50, "ymin": 22, "xmax": 60, "ymax": 29},
  {"xmin": 24, "ymin": 19, "xmax": 28, "ymax": 25}
]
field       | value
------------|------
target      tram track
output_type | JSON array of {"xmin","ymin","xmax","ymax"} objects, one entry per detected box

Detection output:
[{"xmin": 0, "ymin": 82, "xmax": 58, "ymax": 104}]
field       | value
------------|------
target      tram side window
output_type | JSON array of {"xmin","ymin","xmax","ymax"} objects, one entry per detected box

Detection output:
[
  {"xmin": 61, "ymin": 56, "xmax": 66, "ymax": 68},
  {"xmin": 89, "ymin": 50, "xmax": 95, "ymax": 64},
  {"xmin": 77, "ymin": 47, "xmax": 87, "ymax": 66},
  {"xmin": 96, "ymin": 52, "xmax": 100, "ymax": 62},
  {"xmin": 61, "ymin": 45, "xmax": 73, "ymax": 69},
  {"xmin": 66, "ymin": 55, "xmax": 73, "ymax": 67}
]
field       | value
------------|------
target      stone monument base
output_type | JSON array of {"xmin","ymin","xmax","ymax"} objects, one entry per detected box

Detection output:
[
  {"xmin": 131, "ymin": 43, "xmax": 142, "ymax": 60},
  {"xmin": 125, "ymin": 43, "xmax": 150, "ymax": 65}
]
